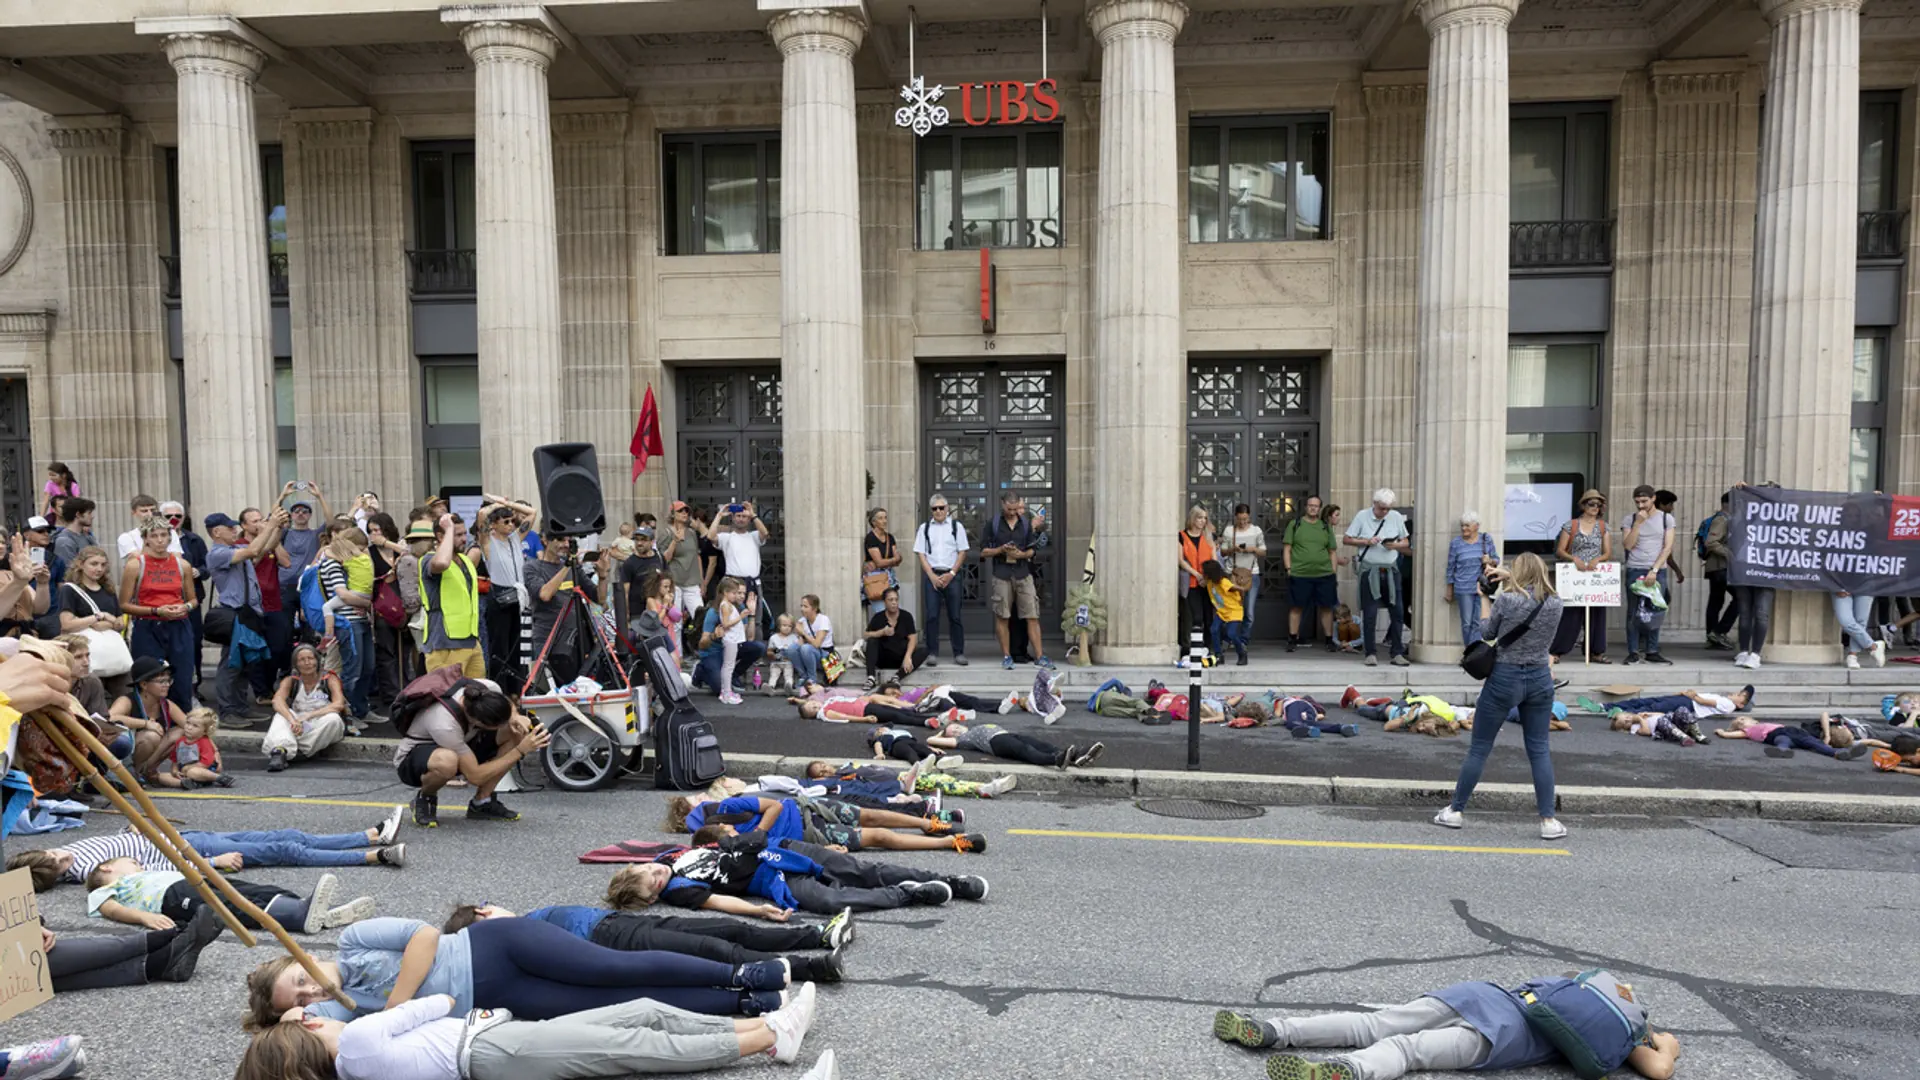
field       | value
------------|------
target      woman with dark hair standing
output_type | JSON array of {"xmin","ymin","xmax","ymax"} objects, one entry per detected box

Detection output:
[
  {"xmin": 120, "ymin": 519, "xmax": 198, "ymax": 713},
  {"xmin": 862, "ymin": 508, "xmax": 900, "ymax": 618}
]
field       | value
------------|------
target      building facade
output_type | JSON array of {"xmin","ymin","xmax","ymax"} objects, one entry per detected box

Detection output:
[{"xmin": 0, "ymin": 0, "xmax": 1912, "ymax": 662}]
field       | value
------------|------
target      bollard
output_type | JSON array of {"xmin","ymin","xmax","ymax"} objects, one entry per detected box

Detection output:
[{"xmin": 1187, "ymin": 628, "xmax": 1204, "ymax": 770}]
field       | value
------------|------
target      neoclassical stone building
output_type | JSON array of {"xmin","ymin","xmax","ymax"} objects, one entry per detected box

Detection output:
[{"xmin": 0, "ymin": 0, "xmax": 1911, "ymax": 662}]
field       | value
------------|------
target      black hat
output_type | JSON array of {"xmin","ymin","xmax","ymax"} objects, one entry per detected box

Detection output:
[{"xmin": 127, "ymin": 655, "xmax": 172, "ymax": 685}]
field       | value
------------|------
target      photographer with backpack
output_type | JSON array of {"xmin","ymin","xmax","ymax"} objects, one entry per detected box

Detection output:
[
  {"xmin": 1215, "ymin": 968, "xmax": 1679, "ymax": 1080},
  {"xmin": 390, "ymin": 668, "xmax": 549, "ymax": 828}
]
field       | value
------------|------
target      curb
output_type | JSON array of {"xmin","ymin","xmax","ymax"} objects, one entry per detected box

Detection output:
[{"xmin": 212, "ymin": 731, "xmax": 1920, "ymax": 825}]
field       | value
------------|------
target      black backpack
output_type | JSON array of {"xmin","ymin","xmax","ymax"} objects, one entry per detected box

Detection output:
[
  {"xmin": 641, "ymin": 634, "xmax": 725, "ymax": 791},
  {"xmin": 390, "ymin": 666, "xmax": 479, "ymax": 739}
]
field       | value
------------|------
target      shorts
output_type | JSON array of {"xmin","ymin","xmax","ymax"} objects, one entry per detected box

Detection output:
[
  {"xmin": 396, "ymin": 728, "xmax": 501, "ymax": 788},
  {"xmin": 1288, "ymin": 574, "xmax": 1338, "ymax": 609},
  {"xmin": 990, "ymin": 576, "xmax": 1039, "ymax": 620},
  {"xmin": 803, "ymin": 817, "xmax": 861, "ymax": 850},
  {"xmin": 425, "ymin": 647, "xmax": 486, "ymax": 678}
]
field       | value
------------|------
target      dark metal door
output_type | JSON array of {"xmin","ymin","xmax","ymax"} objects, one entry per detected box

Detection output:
[
  {"xmin": 921, "ymin": 363, "xmax": 1065, "ymax": 648},
  {"xmin": 677, "ymin": 367, "xmax": 786, "ymax": 615},
  {"xmin": 0, "ymin": 378, "xmax": 31, "ymax": 528},
  {"xmin": 1186, "ymin": 358, "xmax": 1320, "ymax": 641}
]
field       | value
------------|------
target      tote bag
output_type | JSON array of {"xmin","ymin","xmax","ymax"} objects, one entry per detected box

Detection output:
[{"xmin": 63, "ymin": 583, "xmax": 133, "ymax": 677}]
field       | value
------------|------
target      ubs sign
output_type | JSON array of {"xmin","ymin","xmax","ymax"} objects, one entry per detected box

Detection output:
[{"xmin": 894, "ymin": 75, "xmax": 1062, "ymax": 135}]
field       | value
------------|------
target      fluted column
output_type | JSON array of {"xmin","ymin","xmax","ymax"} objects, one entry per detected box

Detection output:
[
  {"xmin": 459, "ymin": 20, "xmax": 564, "ymax": 504},
  {"xmin": 1087, "ymin": 0, "xmax": 1186, "ymax": 665},
  {"xmin": 769, "ymin": 8, "xmax": 868, "ymax": 635},
  {"xmin": 1353, "ymin": 83, "xmax": 1425, "ymax": 513},
  {"xmin": 47, "ymin": 117, "xmax": 144, "ymax": 522},
  {"xmin": 1406, "ymin": 0, "xmax": 1516, "ymax": 663},
  {"xmin": 554, "ymin": 107, "xmax": 633, "ymax": 525},
  {"xmin": 1748, "ymin": 0, "xmax": 1862, "ymax": 663},
  {"xmin": 286, "ymin": 110, "xmax": 380, "ymax": 499},
  {"xmin": 163, "ymin": 33, "xmax": 276, "ymax": 520}
]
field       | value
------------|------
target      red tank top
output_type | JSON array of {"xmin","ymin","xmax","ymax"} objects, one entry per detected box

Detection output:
[{"xmin": 136, "ymin": 553, "xmax": 184, "ymax": 610}]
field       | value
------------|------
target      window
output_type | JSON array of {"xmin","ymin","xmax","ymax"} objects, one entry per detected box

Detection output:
[
  {"xmin": 662, "ymin": 133, "xmax": 781, "ymax": 255},
  {"xmin": 1851, "ymin": 333, "xmax": 1887, "ymax": 493},
  {"xmin": 274, "ymin": 360, "xmax": 297, "ymax": 487},
  {"xmin": 1188, "ymin": 116, "xmax": 1329, "ymax": 243},
  {"xmin": 422, "ymin": 359, "xmax": 481, "ymax": 498},
  {"xmin": 410, "ymin": 142, "xmax": 478, "ymax": 292},
  {"xmin": 1506, "ymin": 339, "xmax": 1603, "ymax": 548},
  {"xmin": 1510, "ymin": 104, "xmax": 1609, "ymax": 223},
  {"xmin": 1861, "ymin": 93, "xmax": 1899, "ymax": 215},
  {"xmin": 916, "ymin": 127, "xmax": 1063, "ymax": 250},
  {"xmin": 161, "ymin": 146, "xmax": 288, "ymax": 298}
]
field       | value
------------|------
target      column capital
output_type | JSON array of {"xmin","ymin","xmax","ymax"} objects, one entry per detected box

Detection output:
[
  {"xmin": 1086, "ymin": 0, "xmax": 1188, "ymax": 46},
  {"xmin": 1651, "ymin": 69, "xmax": 1744, "ymax": 101},
  {"xmin": 46, "ymin": 115, "xmax": 128, "ymax": 157},
  {"xmin": 1362, "ymin": 82, "xmax": 1427, "ymax": 115},
  {"xmin": 767, "ymin": 8, "xmax": 866, "ymax": 57},
  {"xmin": 0, "ymin": 310, "xmax": 52, "ymax": 346},
  {"xmin": 1414, "ymin": 0, "xmax": 1520, "ymax": 34},
  {"xmin": 458, "ymin": 20, "xmax": 560, "ymax": 68},
  {"xmin": 1757, "ymin": 0, "xmax": 1864, "ymax": 24},
  {"xmin": 160, "ymin": 32, "xmax": 268, "ymax": 81},
  {"xmin": 289, "ymin": 110, "xmax": 375, "ymax": 149}
]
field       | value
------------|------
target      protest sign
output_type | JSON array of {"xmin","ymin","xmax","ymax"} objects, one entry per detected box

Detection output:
[
  {"xmin": 1556, "ymin": 562, "xmax": 1622, "ymax": 607},
  {"xmin": 0, "ymin": 868, "xmax": 52, "ymax": 1023},
  {"xmin": 1729, "ymin": 487, "xmax": 1915, "ymax": 593}
]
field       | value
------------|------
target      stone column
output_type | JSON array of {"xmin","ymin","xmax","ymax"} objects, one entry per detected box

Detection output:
[
  {"xmin": 769, "ymin": 9, "xmax": 867, "ymax": 634},
  {"xmin": 1352, "ymin": 82, "xmax": 1425, "ymax": 515},
  {"xmin": 1087, "ymin": 0, "xmax": 1186, "ymax": 665},
  {"xmin": 1406, "ymin": 0, "xmax": 1517, "ymax": 664},
  {"xmin": 459, "ymin": 21, "xmax": 564, "ymax": 505},
  {"xmin": 163, "ymin": 33, "xmax": 277, "ymax": 520},
  {"xmin": 1747, "ymin": 0, "xmax": 1862, "ymax": 663},
  {"xmin": 554, "ymin": 106, "xmax": 633, "ymax": 525}
]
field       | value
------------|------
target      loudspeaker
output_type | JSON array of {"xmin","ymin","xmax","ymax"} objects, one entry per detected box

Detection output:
[{"xmin": 533, "ymin": 442, "xmax": 606, "ymax": 538}]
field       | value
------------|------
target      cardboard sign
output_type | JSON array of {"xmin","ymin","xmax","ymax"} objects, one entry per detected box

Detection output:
[
  {"xmin": 0, "ymin": 868, "xmax": 52, "ymax": 1023},
  {"xmin": 1556, "ymin": 562, "xmax": 1622, "ymax": 607}
]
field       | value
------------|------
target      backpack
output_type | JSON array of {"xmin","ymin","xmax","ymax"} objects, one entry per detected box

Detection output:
[
  {"xmin": 297, "ymin": 562, "xmax": 328, "ymax": 633},
  {"xmin": 1694, "ymin": 514, "xmax": 1715, "ymax": 560},
  {"xmin": 1515, "ymin": 969, "xmax": 1649, "ymax": 1080},
  {"xmin": 389, "ymin": 666, "xmax": 480, "ymax": 739}
]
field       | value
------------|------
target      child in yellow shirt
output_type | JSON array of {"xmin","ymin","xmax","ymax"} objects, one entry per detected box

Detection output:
[{"xmin": 1203, "ymin": 560, "xmax": 1247, "ymax": 666}]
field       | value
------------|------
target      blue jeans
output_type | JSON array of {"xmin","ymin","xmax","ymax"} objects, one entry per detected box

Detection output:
[
  {"xmin": 130, "ymin": 619, "xmax": 196, "ymax": 713},
  {"xmin": 1240, "ymin": 575, "xmax": 1260, "ymax": 638},
  {"xmin": 1455, "ymin": 589, "xmax": 1482, "ymax": 647},
  {"xmin": 1624, "ymin": 568, "xmax": 1668, "ymax": 654},
  {"xmin": 1603, "ymin": 694, "xmax": 1693, "ymax": 714},
  {"xmin": 1449, "ymin": 661, "xmax": 1557, "ymax": 818},
  {"xmin": 1833, "ymin": 593, "xmax": 1875, "ymax": 653},
  {"xmin": 788, "ymin": 643, "xmax": 826, "ymax": 685},
  {"xmin": 1209, "ymin": 615, "xmax": 1246, "ymax": 658},
  {"xmin": 339, "ymin": 620, "xmax": 373, "ymax": 717},
  {"xmin": 922, "ymin": 574, "xmax": 966, "ymax": 659},
  {"xmin": 180, "ymin": 828, "xmax": 372, "ymax": 867},
  {"xmin": 692, "ymin": 641, "xmax": 767, "ymax": 694}
]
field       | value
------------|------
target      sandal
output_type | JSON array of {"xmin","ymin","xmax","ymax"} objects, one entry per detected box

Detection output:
[{"xmin": 1591, "ymin": 654, "xmax": 1611, "ymax": 664}]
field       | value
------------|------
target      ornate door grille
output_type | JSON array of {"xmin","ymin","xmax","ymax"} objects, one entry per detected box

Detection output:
[{"xmin": 677, "ymin": 367, "xmax": 786, "ymax": 615}]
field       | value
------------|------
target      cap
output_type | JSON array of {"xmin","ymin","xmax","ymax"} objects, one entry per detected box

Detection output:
[
  {"xmin": 289, "ymin": 501, "xmax": 314, "ymax": 512},
  {"xmin": 635, "ymin": 526, "xmax": 655, "ymax": 538},
  {"xmin": 405, "ymin": 521, "xmax": 434, "ymax": 540},
  {"xmin": 23, "ymin": 516, "xmax": 49, "ymax": 532},
  {"xmin": 670, "ymin": 500, "xmax": 689, "ymax": 512},
  {"xmin": 203, "ymin": 512, "xmax": 240, "ymax": 531}
]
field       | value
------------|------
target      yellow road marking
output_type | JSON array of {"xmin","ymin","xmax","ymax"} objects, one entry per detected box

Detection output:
[
  {"xmin": 148, "ymin": 792, "xmax": 401, "ymax": 810},
  {"xmin": 1007, "ymin": 827, "xmax": 1570, "ymax": 857}
]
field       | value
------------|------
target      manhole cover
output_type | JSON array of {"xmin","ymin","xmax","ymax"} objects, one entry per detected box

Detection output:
[{"xmin": 1135, "ymin": 798, "xmax": 1265, "ymax": 821}]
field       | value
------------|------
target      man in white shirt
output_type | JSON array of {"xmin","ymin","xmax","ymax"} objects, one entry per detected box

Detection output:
[
  {"xmin": 1343, "ymin": 488, "xmax": 1411, "ymax": 667},
  {"xmin": 912, "ymin": 494, "xmax": 971, "ymax": 666},
  {"xmin": 700, "ymin": 501, "xmax": 769, "ymax": 639},
  {"xmin": 116, "ymin": 494, "xmax": 181, "ymax": 562}
]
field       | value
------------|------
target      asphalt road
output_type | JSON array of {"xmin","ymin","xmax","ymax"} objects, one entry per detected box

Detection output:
[{"xmin": 8, "ymin": 757, "xmax": 1916, "ymax": 1080}]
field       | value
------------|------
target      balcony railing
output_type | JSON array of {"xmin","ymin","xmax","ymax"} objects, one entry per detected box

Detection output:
[
  {"xmin": 408, "ymin": 248, "xmax": 477, "ymax": 294},
  {"xmin": 157, "ymin": 253, "xmax": 290, "ymax": 298},
  {"xmin": 1858, "ymin": 210, "xmax": 1908, "ymax": 261},
  {"xmin": 1509, "ymin": 219, "xmax": 1614, "ymax": 269}
]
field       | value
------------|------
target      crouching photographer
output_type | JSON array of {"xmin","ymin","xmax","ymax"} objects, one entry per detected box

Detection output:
[{"xmin": 391, "ymin": 668, "xmax": 550, "ymax": 827}]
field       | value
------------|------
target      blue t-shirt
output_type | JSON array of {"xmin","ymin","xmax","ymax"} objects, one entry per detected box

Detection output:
[
  {"xmin": 1428, "ymin": 982, "xmax": 1558, "ymax": 1071},
  {"xmin": 688, "ymin": 795, "xmax": 803, "ymax": 842},
  {"xmin": 524, "ymin": 905, "xmax": 611, "ymax": 940},
  {"xmin": 305, "ymin": 917, "xmax": 475, "ymax": 1021}
]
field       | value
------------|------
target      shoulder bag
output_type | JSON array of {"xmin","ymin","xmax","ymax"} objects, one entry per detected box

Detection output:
[
  {"xmin": 1460, "ymin": 595, "xmax": 1544, "ymax": 681},
  {"xmin": 62, "ymin": 583, "xmax": 133, "ymax": 677}
]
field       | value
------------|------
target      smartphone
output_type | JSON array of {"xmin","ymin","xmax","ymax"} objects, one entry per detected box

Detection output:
[
  {"xmin": 28, "ymin": 547, "xmax": 44, "ymax": 566},
  {"xmin": 295, "ymin": 480, "xmax": 311, "ymax": 491},
  {"xmin": 726, "ymin": 503, "xmax": 746, "ymax": 514}
]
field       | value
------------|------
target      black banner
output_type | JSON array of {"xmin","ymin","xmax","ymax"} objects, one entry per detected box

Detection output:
[{"xmin": 1729, "ymin": 486, "xmax": 1919, "ymax": 594}]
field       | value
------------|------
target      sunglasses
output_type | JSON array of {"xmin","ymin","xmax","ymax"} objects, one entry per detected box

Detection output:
[
  {"xmin": 165, "ymin": 514, "xmax": 184, "ymax": 522},
  {"xmin": 1581, "ymin": 500, "xmax": 1602, "ymax": 507},
  {"xmin": 930, "ymin": 505, "xmax": 949, "ymax": 512}
]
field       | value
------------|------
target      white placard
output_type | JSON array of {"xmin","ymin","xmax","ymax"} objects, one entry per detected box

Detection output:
[
  {"xmin": 1556, "ymin": 562, "xmax": 1622, "ymax": 607},
  {"xmin": 1505, "ymin": 483, "xmax": 1574, "ymax": 543},
  {"xmin": 448, "ymin": 495, "xmax": 483, "ymax": 528}
]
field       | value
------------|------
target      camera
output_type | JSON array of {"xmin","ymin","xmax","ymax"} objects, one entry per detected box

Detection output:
[{"xmin": 1478, "ymin": 573, "xmax": 1500, "ymax": 599}]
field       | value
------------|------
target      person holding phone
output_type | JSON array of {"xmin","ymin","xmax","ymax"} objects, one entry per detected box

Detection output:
[{"xmin": 698, "ymin": 502, "xmax": 769, "ymax": 641}]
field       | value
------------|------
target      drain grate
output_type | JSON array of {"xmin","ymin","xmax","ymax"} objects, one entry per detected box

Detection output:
[{"xmin": 1135, "ymin": 797, "xmax": 1265, "ymax": 821}]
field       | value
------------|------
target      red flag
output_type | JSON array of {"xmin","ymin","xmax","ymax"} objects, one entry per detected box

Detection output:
[{"xmin": 631, "ymin": 384, "xmax": 665, "ymax": 480}]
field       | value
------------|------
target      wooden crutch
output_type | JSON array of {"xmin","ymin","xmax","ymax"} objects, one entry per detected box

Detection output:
[{"xmin": 29, "ymin": 707, "xmax": 354, "ymax": 1009}]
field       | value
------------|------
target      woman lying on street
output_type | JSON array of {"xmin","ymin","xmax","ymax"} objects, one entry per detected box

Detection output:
[
  {"xmin": 605, "ymin": 826, "xmax": 987, "ymax": 917},
  {"xmin": 667, "ymin": 791, "xmax": 986, "ymax": 854},
  {"xmin": 243, "ymin": 914, "xmax": 791, "ymax": 1030},
  {"xmin": 441, "ymin": 901, "xmax": 851, "ymax": 983},
  {"xmin": 236, "ymin": 986, "xmax": 837, "ymax": 1080},
  {"xmin": 927, "ymin": 721, "xmax": 1104, "ymax": 770}
]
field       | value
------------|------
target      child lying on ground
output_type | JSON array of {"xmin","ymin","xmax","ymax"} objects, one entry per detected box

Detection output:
[
  {"xmin": 808, "ymin": 756, "xmax": 1017, "ymax": 800},
  {"xmin": 1269, "ymin": 695, "xmax": 1359, "ymax": 739},
  {"xmin": 1347, "ymin": 687, "xmax": 1569, "ymax": 733},
  {"xmin": 986, "ymin": 669, "xmax": 1067, "ymax": 725},
  {"xmin": 929, "ymin": 722, "xmax": 1103, "ymax": 770},
  {"xmin": 1714, "ymin": 716, "xmax": 1870, "ymax": 759},
  {"xmin": 1884, "ymin": 691, "xmax": 1920, "ymax": 727},
  {"xmin": 668, "ymin": 792, "xmax": 985, "ymax": 855},
  {"xmin": 1872, "ymin": 734, "xmax": 1920, "ymax": 775},
  {"xmin": 1576, "ymin": 685, "xmax": 1754, "ymax": 717},
  {"xmin": 88, "ymin": 858, "xmax": 371, "ymax": 934},
  {"xmin": 1611, "ymin": 706, "xmax": 1706, "ymax": 746},
  {"xmin": 1085, "ymin": 678, "xmax": 1235, "ymax": 725}
]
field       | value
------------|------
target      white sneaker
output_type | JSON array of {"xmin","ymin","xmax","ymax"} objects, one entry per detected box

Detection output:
[
  {"xmin": 800, "ymin": 1048, "xmax": 839, "ymax": 1080},
  {"xmin": 324, "ymin": 895, "xmax": 377, "ymax": 930},
  {"xmin": 997, "ymin": 692, "xmax": 1019, "ymax": 714},
  {"xmin": 1872, "ymin": 640, "xmax": 1888, "ymax": 667},
  {"xmin": 982, "ymin": 775, "xmax": 1018, "ymax": 797},
  {"xmin": 1733, "ymin": 651, "xmax": 1750, "ymax": 667},
  {"xmin": 1846, "ymin": 653, "xmax": 1861, "ymax": 669},
  {"xmin": 1747, "ymin": 653, "xmax": 1763, "ymax": 669},
  {"xmin": 765, "ymin": 981, "xmax": 817, "ymax": 1063},
  {"xmin": 1432, "ymin": 807, "xmax": 1463, "ymax": 829},
  {"xmin": 1043, "ymin": 703, "xmax": 1066, "ymax": 726},
  {"xmin": 301, "ymin": 874, "xmax": 340, "ymax": 934},
  {"xmin": 1540, "ymin": 818, "xmax": 1568, "ymax": 840},
  {"xmin": 374, "ymin": 804, "xmax": 403, "ymax": 846},
  {"xmin": 935, "ymin": 754, "xmax": 964, "ymax": 769}
]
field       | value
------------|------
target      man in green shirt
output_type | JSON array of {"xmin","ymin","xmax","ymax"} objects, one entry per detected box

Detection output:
[{"xmin": 1283, "ymin": 496, "xmax": 1341, "ymax": 652}]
